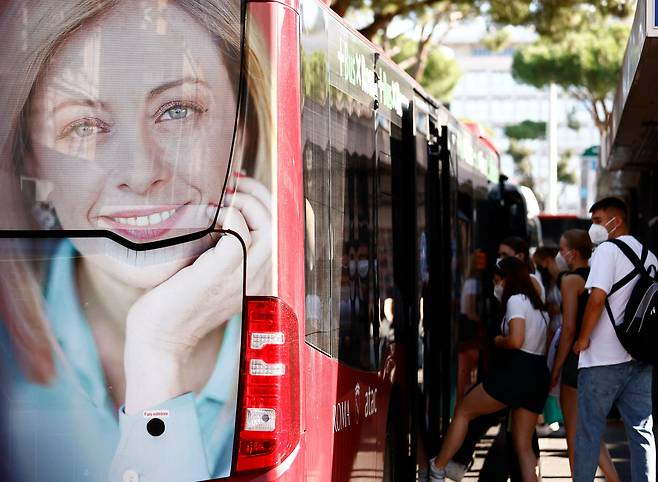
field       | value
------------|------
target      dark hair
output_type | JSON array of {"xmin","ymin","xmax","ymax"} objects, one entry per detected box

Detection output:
[
  {"xmin": 494, "ymin": 256, "xmax": 546, "ymax": 315},
  {"xmin": 589, "ymin": 197, "xmax": 628, "ymax": 223},
  {"xmin": 562, "ymin": 229, "xmax": 592, "ymax": 260},
  {"xmin": 533, "ymin": 246, "xmax": 558, "ymax": 262},
  {"xmin": 533, "ymin": 246, "xmax": 558, "ymax": 291},
  {"xmin": 500, "ymin": 236, "xmax": 534, "ymax": 273}
]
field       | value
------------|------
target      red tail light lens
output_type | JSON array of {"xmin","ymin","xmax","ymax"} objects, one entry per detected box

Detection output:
[{"xmin": 234, "ymin": 297, "xmax": 301, "ymax": 473}]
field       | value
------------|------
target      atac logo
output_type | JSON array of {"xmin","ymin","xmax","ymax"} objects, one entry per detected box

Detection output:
[{"xmin": 354, "ymin": 383, "xmax": 361, "ymax": 424}]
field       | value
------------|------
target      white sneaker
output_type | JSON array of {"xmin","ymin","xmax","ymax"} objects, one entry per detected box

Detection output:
[
  {"xmin": 428, "ymin": 457, "xmax": 446, "ymax": 482},
  {"xmin": 445, "ymin": 460, "xmax": 467, "ymax": 481}
]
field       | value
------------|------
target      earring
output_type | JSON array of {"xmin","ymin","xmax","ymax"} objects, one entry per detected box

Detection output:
[{"xmin": 32, "ymin": 202, "xmax": 60, "ymax": 230}]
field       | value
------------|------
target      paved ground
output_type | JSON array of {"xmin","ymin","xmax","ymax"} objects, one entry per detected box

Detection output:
[{"xmin": 462, "ymin": 421, "xmax": 630, "ymax": 481}]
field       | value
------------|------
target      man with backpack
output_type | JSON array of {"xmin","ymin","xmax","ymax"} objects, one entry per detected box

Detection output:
[{"xmin": 573, "ymin": 197, "xmax": 657, "ymax": 482}]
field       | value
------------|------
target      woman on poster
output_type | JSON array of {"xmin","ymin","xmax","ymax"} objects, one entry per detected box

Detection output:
[{"xmin": 0, "ymin": 1, "xmax": 273, "ymax": 480}]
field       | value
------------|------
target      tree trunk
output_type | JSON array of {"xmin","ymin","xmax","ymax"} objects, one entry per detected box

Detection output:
[
  {"xmin": 358, "ymin": 0, "xmax": 440, "ymax": 40},
  {"xmin": 589, "ymin": 98, "xmax": 609, "ymax": 139},
  {"xmin": 330, "ymin": 0, "xmax": 351, "ymax": 17},
  {"xmin": 409, "ymin": 19, "xmax": 438, "ymax": 79},
  {"xmin": 359, "ymin": 13, "xmax": 395, "ymax": 40}
]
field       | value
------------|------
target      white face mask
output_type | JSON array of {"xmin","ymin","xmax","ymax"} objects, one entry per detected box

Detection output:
[
  {"xmin": 555, "ymin": 252, "xmax": 569, "ymax": 272},
  {"xmin": 588, "ymin": 217, "xmax": 617, "ymax": 245},
  {"xmin": 493, "ymin": 283, "xmax": 504, "ymax": 302}
]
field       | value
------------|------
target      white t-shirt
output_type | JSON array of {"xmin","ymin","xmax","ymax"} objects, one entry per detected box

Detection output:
[
  {"xmin": 501, "ymin": 294, "xmax": 549, "ymax": 356},
  {"xmin": 580, "ymin": 235, "xmax": 658, "ymax": 368}
]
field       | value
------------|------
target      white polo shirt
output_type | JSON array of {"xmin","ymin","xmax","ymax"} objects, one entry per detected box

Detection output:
[{"xmin": 580, "ymin": 235, "xmax": 658, "ymax": 368}]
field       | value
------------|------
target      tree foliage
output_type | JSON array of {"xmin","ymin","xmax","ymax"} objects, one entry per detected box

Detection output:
[
  {"xmin": 482, "ymin": 28, "xmax": 511, "ymax": 52},
  {"xmin": 504, "ymin": 120, "xmax": 546, "ymax": 140},
  {"xmin": 331, "ymin": 0, "xmax": 632, "ymax": 41},
  {"xmin": 511, "ymin": 20, "xmax": 630, "ymax": 136},
  {"xmin": 507, "ymin": 139, "xmax": 535, "ymax": 188},
  {"xmin": 389, "ymin": 34, "xmax": 461, "ymax": 101},
  {"xmin": 301, "ymin": 50, "xmax": 327, "ymax": 103},
  {"xmin": 558, "ymin": 150, "xmax": 577, "ymax": 185}
]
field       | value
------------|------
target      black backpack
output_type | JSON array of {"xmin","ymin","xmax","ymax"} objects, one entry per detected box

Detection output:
[{"xmin": 604, "ymin": 239, "xmax": 658, "ymax": 365}]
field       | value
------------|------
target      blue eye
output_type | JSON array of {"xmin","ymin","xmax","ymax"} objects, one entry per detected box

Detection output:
[
  {"xmin": 74, "ymin": 124, "xmax": 99, "ymax": 137},
  {"xmin": 154, "ymin": 101, "xmax": 207, "ymax": 124},
  {"xmin": 59, "ymin": 118, "xmax": 110, "ymax": 140},
  {"xmin": 162, "ymin": 106, "xmax": 188, "ymax": 121}
]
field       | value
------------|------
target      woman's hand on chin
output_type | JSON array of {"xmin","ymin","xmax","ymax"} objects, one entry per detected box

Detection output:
[{"xmin": 123, "ymin": 177, "xmax": 273, "ymax": 414}]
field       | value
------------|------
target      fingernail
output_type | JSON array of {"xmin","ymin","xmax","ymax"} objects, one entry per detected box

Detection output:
[
  {"xmin": 225, "ymin": 187, "xmax": 235, "ymax": 194},
  {"xmin": 233, "ymin": 171, "xmax": 246, "ymax": 178}
]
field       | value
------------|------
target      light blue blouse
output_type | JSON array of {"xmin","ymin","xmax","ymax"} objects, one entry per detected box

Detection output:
[{"xmin": 0, "ymin": 241, "xmax": 241, "ymax": 482}]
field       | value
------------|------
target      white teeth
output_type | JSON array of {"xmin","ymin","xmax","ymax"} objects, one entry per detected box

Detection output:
[{"xmin": 110, "ymin": 208, "xmax": 176, "ymax": 227}]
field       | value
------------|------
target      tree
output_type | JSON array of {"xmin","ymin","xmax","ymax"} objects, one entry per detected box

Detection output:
[
  {"xmin": 388, "ymin": 33, "xmax": 461, "ymax": 102},
  {"xmin": 558, "ymin": 149, "xmax": 577, "ymax": 185},
  {"xmin": 504, "ymin": 120, "xmax": 546, "ymax": 141},
  {"xmin": 511, "ymin": 20, "xmax": 631, "ymax": 137},
  {"xmin": 301, "ymin": 50, "xmax": 327, "ymax": 103},
  {"xmin": 504, "ymin": 120, "xmax": 545, "ymax": 188},
  {"xmin": 331, "ymin": 0, "xmax": 631, "ymax": 41},
  {"xmin": 507, "ymin": 139, "xmax": 535, "ymax": 189}
]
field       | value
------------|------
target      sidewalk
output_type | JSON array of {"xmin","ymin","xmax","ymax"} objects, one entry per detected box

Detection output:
[{"xmin": 462, "ymin": 421, "xmax": 630, "ymax": 481}]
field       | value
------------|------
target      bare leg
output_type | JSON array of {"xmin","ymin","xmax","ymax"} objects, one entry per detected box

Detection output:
[
  {"xmin": 597, "ymin": 438, "xmax": 620, "ymax": 482},
  {"xmin": 511, "ymin": 408, "xmax": 539, "ymax": 482},
  {"xmin": 560, "ymin": 384, "xmax": 578, "ymax": 474},
  {"xmin": 434, "ymin": 384, "xmax": 506, "ymax": 469}
]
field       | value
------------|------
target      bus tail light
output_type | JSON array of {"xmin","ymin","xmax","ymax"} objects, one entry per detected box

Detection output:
[{"xmin": 234, "ymin": 297, "xmax": 300, "ymax": 473}]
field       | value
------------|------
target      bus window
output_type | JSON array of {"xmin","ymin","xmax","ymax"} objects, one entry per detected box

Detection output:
[
  {"xmin": 303, "ymin": 140, "xmax": 333, "ymax": 354},
  {"xmin": 331, "ymin": 105, "xmax": 378, "ymax": 371}
]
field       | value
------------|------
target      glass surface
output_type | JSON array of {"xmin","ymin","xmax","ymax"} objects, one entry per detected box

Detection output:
[
  {"xmin": 0, "ymin": 0, "xmax": 243, "ymax": 249},
  {"xmin": 0, "ymin": 2, "xmax": 276, "ymax": 481}
]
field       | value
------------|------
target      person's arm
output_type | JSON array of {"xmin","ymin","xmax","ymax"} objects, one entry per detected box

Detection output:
[
  {"xmin": 495, "ymin": 317, "xmax": 525, "ymax": 350},
  {"xmin": 550, "ymin": 275, "xmax": 580, "ymax": 386},
  {"xmin": 573, "ymin": 288, "xmax": 607, "ymax": 354},
  {"xmin": 464, "ymin": 293, "xmax": 479, "ymax": 322}
]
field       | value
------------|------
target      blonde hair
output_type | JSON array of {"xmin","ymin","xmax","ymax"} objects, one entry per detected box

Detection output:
[{"xmin": 0, "ymin": 0, "xmax": 273, "ymax": 382}]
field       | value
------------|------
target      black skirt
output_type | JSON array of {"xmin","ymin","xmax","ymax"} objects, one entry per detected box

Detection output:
[{"xmin": 482, "ymin": 350, "xmax": 550, "ymax": 414}]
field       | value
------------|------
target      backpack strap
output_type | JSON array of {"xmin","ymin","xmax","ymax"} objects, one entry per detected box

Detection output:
[
  {"xmin": 603, "ymin": 239, "xmax": 646, "ymax": 326},
  {"xmin": 649, "ymin": 264, "xmax": 658, "ymax": 279},
  {"xmin": 607, "ymin": 239, "xmax": 648, "ymax": 276}
]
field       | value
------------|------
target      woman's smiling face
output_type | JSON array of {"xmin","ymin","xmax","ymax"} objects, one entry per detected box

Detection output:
[{"xmin": 27, "ymin": 0, "xmax": 240, "ymax": 286}]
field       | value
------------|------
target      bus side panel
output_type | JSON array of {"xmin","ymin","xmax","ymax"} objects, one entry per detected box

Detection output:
[{"xmin": 222, "ymin": 2, "xmax": 305, "ymax": 481}]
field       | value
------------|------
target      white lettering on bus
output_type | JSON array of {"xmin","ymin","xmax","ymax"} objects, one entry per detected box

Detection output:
[
  {"xmin": 336, "ymin": 38, "xmax": 408, "ymax": 116},
  {"xmin": 332, "ymin": 400, "xmax": 351, "ymax": 432},
  {"xmin": 365, "ymin": 387, "xmax": 377, "ymax": 418}
]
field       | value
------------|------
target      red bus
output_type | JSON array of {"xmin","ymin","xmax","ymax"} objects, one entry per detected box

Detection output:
[{"xmin": 0, "ymin": 1, "xmax": 529, "ymax": 481}]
